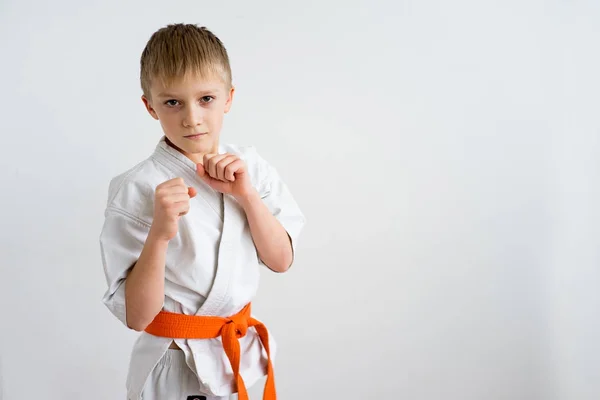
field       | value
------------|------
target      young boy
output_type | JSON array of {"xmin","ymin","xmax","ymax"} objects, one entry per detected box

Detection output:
[{"xmin": 100, "ymin": 24, "xmax": 305, "ymax": 400}]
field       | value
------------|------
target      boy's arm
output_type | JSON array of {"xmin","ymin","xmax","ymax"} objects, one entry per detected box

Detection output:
[
  {"xmin": 196, "ymin": 151, "xmax": 305, "ymax": 273},
  {"xmin": 238, "ymin": 189, "xmax": 294, "ymax": 273},
  {"xmin": 99, "ymin": 177, "xmax": 194, "ymax": 331},
  {"xmin": 124, "ymin": 177, "xmax": 195, "ymax": 331}
]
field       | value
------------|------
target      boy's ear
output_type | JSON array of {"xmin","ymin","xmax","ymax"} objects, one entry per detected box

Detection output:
[
  {"xmin": 224, "ymin": 86, "xmax": 235, "ymax": 114},
  {"xmin": 142, "ymin": 95, "xmax": 159, "ymax": 120}
]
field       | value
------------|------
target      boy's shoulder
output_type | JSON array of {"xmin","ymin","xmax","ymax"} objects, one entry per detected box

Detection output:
[{"xmin": 104, "ymin": 156, "xmax": 168, "ymax": 221}]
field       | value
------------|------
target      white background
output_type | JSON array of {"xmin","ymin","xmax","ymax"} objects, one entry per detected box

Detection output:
[{"xmin": 1, "ymin": 1, "xmax": 599, "ymax": 399}]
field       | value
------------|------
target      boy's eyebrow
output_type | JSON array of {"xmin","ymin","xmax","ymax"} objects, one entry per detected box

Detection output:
[
  {"xmin": 156, "ymin": 89, "xmax": 220, "ymax": 98},
  {"xmin": 156, "ymin": 92, "xmax": 176, "ymax": 98}
]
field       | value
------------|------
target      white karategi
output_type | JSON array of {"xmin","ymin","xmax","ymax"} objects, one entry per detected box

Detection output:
[{"xmin": 100, "ymin": 136, "xmax": 305, "ymax": 399}]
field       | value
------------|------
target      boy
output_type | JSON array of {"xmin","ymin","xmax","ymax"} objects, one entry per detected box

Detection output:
[{"xmin": 100, "ymin": 24, "xmax": 305, "ymax": 400}]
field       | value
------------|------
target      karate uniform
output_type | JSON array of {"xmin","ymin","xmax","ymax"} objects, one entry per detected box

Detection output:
[{"xmin": 100, "ymin": 136, "xmax": 305, "ymax": 399}]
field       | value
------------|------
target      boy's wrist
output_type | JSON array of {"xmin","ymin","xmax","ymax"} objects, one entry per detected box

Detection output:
[
  {"xmin": 147, "ymin": 227, "xmax": 172, "ymax": 248},
  {"xmin": 235, "ymin": 188, "xmax": 261, "ymax": 210}
]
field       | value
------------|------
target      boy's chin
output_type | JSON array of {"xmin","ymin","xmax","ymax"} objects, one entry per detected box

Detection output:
[
  {"xmin": 182, "ymin": 138, "xmax": 219, "ymax": 155},
  {"xmin": 166, "ymin": 132, "xmax": 220, "ymax": 154}
]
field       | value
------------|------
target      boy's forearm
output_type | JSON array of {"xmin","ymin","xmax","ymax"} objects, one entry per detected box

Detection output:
[
  {"xmin": 124, "ymin": 229, "xmax": 169, "ymax": 331},
  {"xmin": 238, "ymin": 189, "xmax": 293, "ymax": 273}
]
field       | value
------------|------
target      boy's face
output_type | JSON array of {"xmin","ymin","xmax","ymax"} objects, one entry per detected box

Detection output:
[{"xmin": 142, "ymin": 72, "xmax": 234, "ymax": 164}]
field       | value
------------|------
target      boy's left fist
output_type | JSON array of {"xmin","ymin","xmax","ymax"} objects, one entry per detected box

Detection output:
[{"xmin": 196, "ymin": 153, "xmax": 253, "ymax": 199}]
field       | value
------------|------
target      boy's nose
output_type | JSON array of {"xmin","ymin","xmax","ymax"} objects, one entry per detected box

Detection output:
[{"xmin": 183, "ymin": 106, "xmax": 204, "ymax": 127}]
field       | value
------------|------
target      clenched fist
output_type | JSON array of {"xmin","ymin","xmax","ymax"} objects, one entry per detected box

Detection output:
[
  {"xmin": 149, "ymin": 177, "xmax": 197, "ymax": 242},
  {"xmin": 196, "ymin": 153, "xmax": 253, "ymax": 200}
]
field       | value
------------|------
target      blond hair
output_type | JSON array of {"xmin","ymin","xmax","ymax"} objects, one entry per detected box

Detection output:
[{"xmin": 140, "ymin": 24, "xmax": 232, "ymax": 98}]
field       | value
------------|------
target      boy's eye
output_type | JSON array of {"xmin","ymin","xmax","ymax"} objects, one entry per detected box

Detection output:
[
  {"xmin": 165, "ymin": 100, "xmax": 179, "ymax": 107},
  {"xmin": 200, "ymin": 96, "xmax": 214, "ymax": 104}
]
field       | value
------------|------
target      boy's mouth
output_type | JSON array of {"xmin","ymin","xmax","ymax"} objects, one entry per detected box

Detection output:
[{"xmin": 184, "ymin": 133, "xmax": 208, "ymax": 140}]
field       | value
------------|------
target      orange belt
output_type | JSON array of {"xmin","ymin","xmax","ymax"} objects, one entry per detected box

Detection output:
[{"xmin": 144, "ymin": 303, "xmax": 275, "ymax": 400}]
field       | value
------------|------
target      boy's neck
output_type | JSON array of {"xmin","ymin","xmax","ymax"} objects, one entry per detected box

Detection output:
[{"xmin": 164, "ymin": 136, "xmax": 219, "ymax": 165}]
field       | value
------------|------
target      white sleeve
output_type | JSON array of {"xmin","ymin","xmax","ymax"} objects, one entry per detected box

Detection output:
[
  {"xmin": 99, "ymin": 208, "xmax": 151, "ymax": 327},
  {"xmin": 256, "ymin": 153, "xmax": 306, "ymax": 267}
]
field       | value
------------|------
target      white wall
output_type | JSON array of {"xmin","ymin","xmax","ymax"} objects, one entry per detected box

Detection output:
[{"xmin": 1, "ymin": 1, "xmax": 598, "ymax": 399}]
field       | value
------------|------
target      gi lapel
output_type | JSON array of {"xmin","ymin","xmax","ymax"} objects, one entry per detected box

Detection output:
[{"xmin": 196, "ymin": 193, "xmax": 245, "ymax": 316}]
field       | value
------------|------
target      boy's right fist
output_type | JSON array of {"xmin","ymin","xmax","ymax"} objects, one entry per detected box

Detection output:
[{"xmin": 150, "ymin": 177, "xmax": 197, "ymax": 242}]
